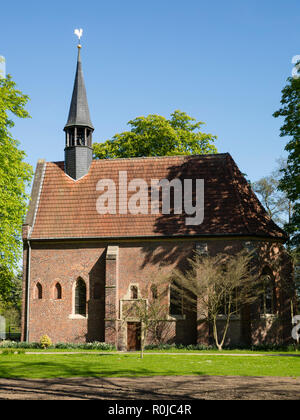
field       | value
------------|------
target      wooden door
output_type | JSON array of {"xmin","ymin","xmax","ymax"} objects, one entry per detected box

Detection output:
[{"xmin": 127, "ymin": 322, "xmax": 141, "ymax": 351}]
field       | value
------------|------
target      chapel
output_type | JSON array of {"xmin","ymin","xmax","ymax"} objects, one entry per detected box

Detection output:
[{"xmin": 21, "ymin": 42, "xmax": 293, "ymax": 350}]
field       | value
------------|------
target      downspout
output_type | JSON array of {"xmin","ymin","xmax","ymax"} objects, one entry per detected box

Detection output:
[{"xmin": 25, "ymin": 239, "xmax": 31, "ymax": 342}]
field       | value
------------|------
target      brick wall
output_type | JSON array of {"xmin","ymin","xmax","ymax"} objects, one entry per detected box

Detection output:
[
  {"xmin": 22, "ymin": 237, "xmax": 293, "ymax": 347},
  {"xmin": 24, "ymin": 242, "xmax": 106, "ymax": 343}
]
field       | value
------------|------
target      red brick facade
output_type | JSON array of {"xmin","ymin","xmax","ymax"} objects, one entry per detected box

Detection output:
[
  {"xmin": 21, "ymin": 237, "xmax": 293, "ymax": 348},
  {"xmin": 21, "ymin": 154, "xmax": 294, "ymax": 348}
]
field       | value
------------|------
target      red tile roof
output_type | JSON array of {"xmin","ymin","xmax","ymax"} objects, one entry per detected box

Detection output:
[{"xmin": 28, "ymin": 153, "xmax": 287, "ymax": 240}]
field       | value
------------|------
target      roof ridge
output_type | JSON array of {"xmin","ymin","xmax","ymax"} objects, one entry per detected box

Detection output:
[{"xmin": 50, "ymin": 152, "xmax": 229, "ymax": 165}]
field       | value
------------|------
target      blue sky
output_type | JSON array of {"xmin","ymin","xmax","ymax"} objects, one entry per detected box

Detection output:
[{"xmin": 1, "ymin": 0, "xmax": 299, "ymax": 183}]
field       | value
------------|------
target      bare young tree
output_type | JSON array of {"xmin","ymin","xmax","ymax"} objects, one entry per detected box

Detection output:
[
  {"xmin": 171, "ymin": 250, "xmax": 262, "ymax": 350},
  {"xmin": 121, "ymin": 275, "xmax": 171, "ymax": 358}
]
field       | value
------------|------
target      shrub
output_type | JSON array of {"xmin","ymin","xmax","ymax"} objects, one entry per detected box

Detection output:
[
  {"xmin": 1, "ymin": 348, "xmax": 25, "ymax": 355},
  {"xmin": 55, "ymin": 341, "xmax": 115, "ymax": 351},
  {"xmin": 39, "ymin": 335, "xmax": 52, "ymax": 349},
  {"xmin": 144, "ymin": 343, "xmax": 215, "ymax": 351}
]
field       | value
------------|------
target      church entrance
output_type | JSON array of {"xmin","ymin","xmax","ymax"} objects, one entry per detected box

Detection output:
[{"xmin": 127, "ymin": 322, "xmax": 141, "ymax": 351}]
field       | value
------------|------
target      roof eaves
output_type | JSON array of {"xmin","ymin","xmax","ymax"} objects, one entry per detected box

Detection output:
[{"xmin": 24, "ymin": 159, "xmax": 47, "ymax": 238}]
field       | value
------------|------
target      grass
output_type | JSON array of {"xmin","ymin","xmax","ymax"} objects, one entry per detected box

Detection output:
[{"xmin": 0, "ymin": 352, "xmax": 300, "ymax": 379}]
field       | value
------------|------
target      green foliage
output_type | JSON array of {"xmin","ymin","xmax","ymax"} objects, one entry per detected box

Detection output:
[
  {"xmin": 0, "ymin": 270, "xmax": 22, "ymax": 334},
  {"xmin": 144, "ymin": 343, "xmax": 215, "ymax": 351},
  {"xmin": 0, "ymin": 340, "xmax": 116, "ymax": 350},
  {"xmin": 273, "ymin": 70, "xmax": 300, "ymax": 246},
  {"xmin": 253, "ymin": 158, "xmax": 293, "ymax": 227},
  {"xmin": 54, "ymin": 342, "xmax": 115, "ymax": 350},
  {"xmin": 0, "ymin": 270, "xmax": 22, "ymax": 309},
  {"xmin": 93, "ymin": 110, "xmax": 217, "ymax": 159},
  {"xmin": 39, "ymin": 334, "xmax": 52, "ymax": 349},
  {"xmin": 0, "ymin": 348, "xmax": 25, "ymax": 355},
  {"xmin": 0, "ymin": 75, "xmax": 33, "ymax": 295},
  {"xmin": 0, "ymin": 340, "xmax": 40, "ymax": 349},
  {"xmin": 144, "ymin": 343, "xmax": 298, "ymax": 352}
]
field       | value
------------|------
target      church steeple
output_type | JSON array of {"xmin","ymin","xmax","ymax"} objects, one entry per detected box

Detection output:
[{"xmin": 64, "ymin": 31, "xmax": 94, "ymax": 180}]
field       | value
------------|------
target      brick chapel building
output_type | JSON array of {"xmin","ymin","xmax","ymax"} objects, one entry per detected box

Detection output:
[{"xmin": 21, "ymin": 43, "xmax": 294, "ymax": 350}]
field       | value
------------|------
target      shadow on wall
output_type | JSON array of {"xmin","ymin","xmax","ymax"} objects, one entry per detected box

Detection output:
[
  {"xmin": 138, "ymin": 157, "xmax": 242, "ymax": 346},
  {"xmin": 139, "ymin": 156, "xmax": 241, "ymax": 269},
  {"xmin": 138, "ymin": 158, "xmax": 294, "ymax": 348},
  {"xmin": 86, "ymin": 252, "xmax": 106, "ymax": 342}
]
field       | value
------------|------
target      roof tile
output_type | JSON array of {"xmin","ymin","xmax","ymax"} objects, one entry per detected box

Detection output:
[{"xmin": 29, "ymin": 154, "xmax": 286, "ymax": 240}]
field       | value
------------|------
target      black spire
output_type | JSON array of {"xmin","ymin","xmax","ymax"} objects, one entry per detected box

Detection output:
[
  {"xmin": 64, "ymin": 46, "xmax": 94, "ymax": 130},
  {"xmin": 64, "ymin": 41, "xmax": 94, "ymax": 180}
]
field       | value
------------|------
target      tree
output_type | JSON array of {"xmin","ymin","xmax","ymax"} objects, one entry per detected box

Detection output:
[
  {"xmin": 253, "ymin": 158, "xmax": 293, "ymax": 227},
  {"xmin": 93, "ymin": 110, "xmax": 217, "ymax": 159},
  {"xmin": 171, "ymin": 251, "xmax": 261, "ymax": 350},
  {"xmin": 273, "ymin": 65, "xmax": 300, "ymax": 246},
  {"xmin": 0, "ymin": 75, "xmax": 33, "ymax": 300},
  {"xmin": 253, "ymin": 158, "xmax": 299, "ymax": 313},
  {"xmin": 121, "ymin": 277, "xmax": 171, "ymax": 358},
  {"xmin": 0, "ymin": 269, "xmax": 23, "ymax": 331}
]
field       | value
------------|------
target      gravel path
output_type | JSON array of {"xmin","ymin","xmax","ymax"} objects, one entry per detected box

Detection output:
[{"xmin": 0, "ymin": 375, "xmax": 299, "ymax": 400}]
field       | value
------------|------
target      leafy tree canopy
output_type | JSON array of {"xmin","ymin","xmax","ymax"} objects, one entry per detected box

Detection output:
[
  {"xmin": 93, "ymin": 110, "xmax": 217, "ymax": 159},
  {"xmin": 0, "ymin": 75, "xmax": 33, "ymax": 283},
  {"xmin": 273, "ymin": 69, "xmax": 300, "ymax": 246}
]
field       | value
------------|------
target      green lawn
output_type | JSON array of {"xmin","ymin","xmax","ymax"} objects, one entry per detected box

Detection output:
[{"xmin": 0, "ymin": 353, "xmax": 300, "ymax": 379}]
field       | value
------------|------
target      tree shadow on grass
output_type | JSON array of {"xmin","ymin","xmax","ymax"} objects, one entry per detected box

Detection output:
[{"xmin": 0, "ymin": 354, "xmax": 204, "ymax": 380}]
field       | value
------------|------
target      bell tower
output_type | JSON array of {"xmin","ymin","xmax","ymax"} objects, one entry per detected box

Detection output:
[{"xmin": 64, "ymin": 30, "xmax": 94, "ymax": 180}]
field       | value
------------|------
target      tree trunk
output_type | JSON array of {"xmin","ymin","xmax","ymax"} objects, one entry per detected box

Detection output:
[
  {"xmin": 219, "ymin": 314, "xmax": 231, "ymax": 350},
  {"xmin": 212, "ymin": 317, "xmax": 222, "ymax": 350},
  {"xmin": 140, "ymin": 326, "xmax": 145, "ymax": 359}
]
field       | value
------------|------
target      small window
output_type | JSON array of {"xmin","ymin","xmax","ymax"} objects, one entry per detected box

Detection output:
[
  {"xmin": 55, "ymin": 283, "xmax": 62, "ymax": 300},
  {"xmin": 35, "ymin": 283, "xmax": 43, "ymax": 300},
  {"xmin": 130, "ymin": 286, "xmax": 138, "ymax": 300},
  {"xmin": 75, "ymin": 278, "xmax": 86, "ymax": 316}
]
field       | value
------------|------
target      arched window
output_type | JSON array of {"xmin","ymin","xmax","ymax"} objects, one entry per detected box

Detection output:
[
  {"xmin": 260, "ymin": 268, "xmax": 276, "ymax": 315},
  {"xmin": 35, "ymin": 282, "xmax": 43, "ymax": 299},
  {"xmin": 151, "ymin": 284, "xmax": 158, "ymax": 300},
  {"xmin": 55, "ymin": 283, "xmax": 62, "ymax": 300},
  {"xmin": 130, "ymin": 285, "xmax": 138, "ymax": 299},
  {"xmin": 75, "ymin": 278, "xmax": 86, "ymax": 316}
]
